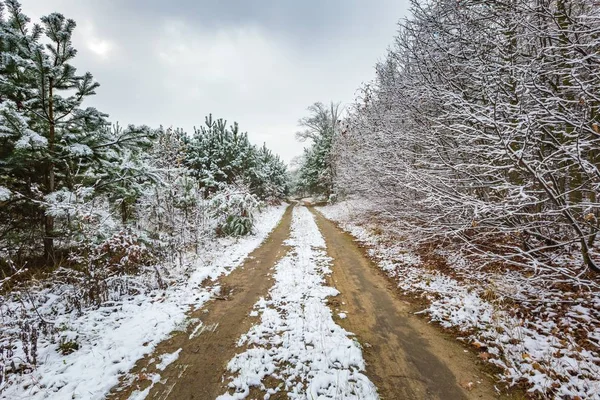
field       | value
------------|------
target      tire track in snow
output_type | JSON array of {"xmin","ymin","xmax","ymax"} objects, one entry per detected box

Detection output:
[{"xmin": 219, "ymin": 206, "xmax": 378, "ymax": 400}]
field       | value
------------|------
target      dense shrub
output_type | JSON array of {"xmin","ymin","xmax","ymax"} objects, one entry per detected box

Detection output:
[{"xmin": 209, "ymin": 185, "xmax": 261, "ymax": 237}]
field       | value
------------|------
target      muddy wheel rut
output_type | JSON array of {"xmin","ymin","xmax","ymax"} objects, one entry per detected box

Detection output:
[{"xmin": 310, "ymin": 208, "xmax": 518, "ymax": 400}]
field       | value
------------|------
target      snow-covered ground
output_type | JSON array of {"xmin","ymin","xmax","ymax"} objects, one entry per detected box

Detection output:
[
  {"xmin": 219, "ymin": 206, "xmax": 378, "ymax": 400},
  {"xmin": 318, "ymin": 199, "xmax": 600, "ymax": 399},
  {"xmin": 0, "ymin": 205, "xmax": 288, "ymax": 400}
]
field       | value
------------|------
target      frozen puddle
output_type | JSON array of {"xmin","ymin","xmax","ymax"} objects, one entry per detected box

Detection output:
[{"xmin": 219, "ymin": 207, "xmax": 378, "ymax": 400}]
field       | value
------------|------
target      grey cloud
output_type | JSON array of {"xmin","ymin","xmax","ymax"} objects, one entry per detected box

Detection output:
[{"xmin": 22, "ymin": 0, "xmax": 410, "ymax": 163}]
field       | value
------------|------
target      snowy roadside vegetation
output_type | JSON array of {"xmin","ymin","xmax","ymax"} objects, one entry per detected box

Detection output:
[
  {"xmin": 219, "ymin": 206, "xmax": 377, "ymax": 400},
  {"xmin": 290, "ymin": 0, "xmax": 600, "ymax": 398},
  {"xmin": 319, "ymin": 200, "xmax": 600, "ymax": 399},
  {"xmin": 0, "ymin": 205, "xmax": 286, "ymax": 400},
  {"xmin": 0, "ymin": 1, "xmax": 289, "ymax": 398}
]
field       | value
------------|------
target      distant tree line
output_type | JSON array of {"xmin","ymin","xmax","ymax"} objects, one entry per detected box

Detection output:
[{"xmin": 293, "ymin": 102, "xmax": 340, "ymax": 199}]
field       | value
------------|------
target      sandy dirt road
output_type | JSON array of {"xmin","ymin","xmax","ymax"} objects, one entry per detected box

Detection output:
[{"xmin": 110, "ymin": 205, "xmax": 519, "ymax": 399}]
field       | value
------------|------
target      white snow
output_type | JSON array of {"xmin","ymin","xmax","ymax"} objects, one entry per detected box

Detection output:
[
  {"xmin": 0, "ymin": 204, "xmax": 288, "ymax": 400},
  {"xmin": 0, "ymin": 186, "xmax": 10, "ymax": 201},
  {"xmin": 126, "ymin": 374, "xmax": 161, "ymax": 400},
  {"xmin": 156, "ymin": 348, "xmax": 182, "ymax": 371},
  {"xmin": 67, "ymin": 143, "xmax": 93, "ymax": 156},
  {"xmin": 219, "ymin": 206, "xmax": 378, "ymax": 400},
  {"xmin": 14, "ymin": 129, "xmax": 48, "ymax": 149}
]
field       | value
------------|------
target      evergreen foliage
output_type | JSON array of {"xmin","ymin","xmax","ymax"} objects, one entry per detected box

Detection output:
[
  {"xmin": 0, "ymin": 1, "xmax": 288, "ymax": 268},
  {"xmin": 294, "ymin": 102, "xmax": 340, "ymax": 198},
  {"xmin": 0, "ymin": 1, "xmax": 153, "ymax": 262},
  {"xmin": 209, "ymin": 185, "xmax": 260, "ymax": 236},
  {"xmin": 185, "ymin": 114, "xmax": 288, "ymax": 200}
]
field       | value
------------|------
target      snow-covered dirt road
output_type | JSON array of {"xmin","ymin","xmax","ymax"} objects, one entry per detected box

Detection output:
[
  {"xmin": 218, "ymin": 206, "xmax": 377, "ymax": 400},
  {"xmin": 111, "ymin": 205, "xmax": 514, "ymax": 399},
  {"xmin": 108, "ymin": 206, "xmax": 294, "ymax": 400}
]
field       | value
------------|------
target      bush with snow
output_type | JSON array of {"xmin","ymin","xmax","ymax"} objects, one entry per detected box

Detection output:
[{"xmin": 209, "ymin": 185, "xmax": 261, "ymax": 237}]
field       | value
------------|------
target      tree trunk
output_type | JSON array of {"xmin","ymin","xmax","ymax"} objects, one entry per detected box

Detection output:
[
  {"xmin": 121, "ymin": 199, "xmax": 129, "ymax": 225},
  {"xmin": 44, "ymin": 77, "xmax": 55, "ymax": 264}
]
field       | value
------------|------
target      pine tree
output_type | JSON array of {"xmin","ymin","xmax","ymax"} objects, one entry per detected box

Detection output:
[
  {"xmin": 247, "ymin": 143, "xmax": 288, "ymax": 199},
  {"xmin": 184, "ymin": 114, "xmax": 286, "ymax": 199},
  {"xmin": 0, "ymin": 1, "xmax": 152, "ymax": 263},
  {"xmin": 295, "ymin": 102, "xmax": 340, "ymax": 197}
]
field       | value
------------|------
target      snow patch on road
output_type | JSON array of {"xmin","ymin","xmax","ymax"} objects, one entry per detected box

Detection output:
[
  {"xmin": 219, "ymin": 206, "xmax": 378, "ymax": 400},
  {"xmin": 0, "ymin": 205, "xmax": 288, "ymax": 400},
  {"xmin": 156, "ymin": 348, "xmax": 181, "ymax": 371},
  {"xmin": 127, "ymin": 373, "xmax": 161, "ymax": 400}
]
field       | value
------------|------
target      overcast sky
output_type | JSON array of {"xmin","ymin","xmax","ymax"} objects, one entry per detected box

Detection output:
[{"xmin": 24, "ymin": 0, "xmax": 410, "ymax": 164}]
